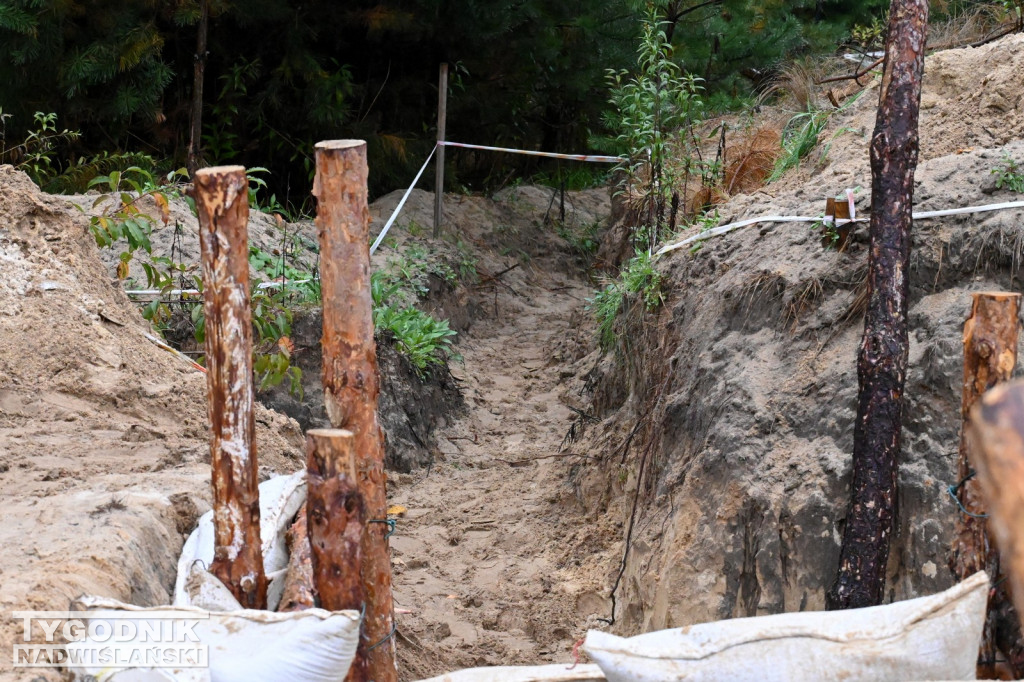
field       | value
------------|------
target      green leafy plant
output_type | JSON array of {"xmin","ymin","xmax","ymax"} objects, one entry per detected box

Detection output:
[
  {"xmin": 558, "ymin": 220, "xmax": 602, "ymax": 261},
  {"xmin": 373, "ymin": 305, "xmax": 458, "ymax": 374},
  {"xmin": 992, "ymin": 155, "xmax": 1024, "ymax": 193},
  {"xmin": 0, "ymin": 111, "xmax": 81, "ymax": 186},
  {"xmin": 589, "ymin": 250, "xmax": 663, "ymax": 351},
  {"xmin": 687, "ymin": 209, "xmax": 722, "ymax": 254},
  {"xmin": 599, "ymin": 6, "xmax": 706, "ymax": 252},
  {"xmin": 85, "ymin": 166, "xmax": 174, "ymax": 285}
]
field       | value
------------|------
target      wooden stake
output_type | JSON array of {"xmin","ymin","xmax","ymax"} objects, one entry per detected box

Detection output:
[
  {"xmin": 313, "ymin": 140, "xmax": 396, "ymax": 682},
  {"xmin": 306, "ymin": 429, "xmax": 364, "ymax": 613},
  {"xmin": 195, "ymin": 165, "xmax": 267, "ymax": 610},
  {"xmin": 278, "ymin": 505, "xmax": 315, "ymax": 612},
  {"xmin": 969, "ymin": 381, "xmax": 1024, "ymax": 641},
  {"xmin": 433, "ymin": 62, "xmax": 448, "ymax": 239},
  {"xmin": 952, "ymin": 292, "xmax": 1022, "ymax": 677}
]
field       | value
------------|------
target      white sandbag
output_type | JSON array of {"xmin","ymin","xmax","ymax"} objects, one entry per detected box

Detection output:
[
  {"xmin": 67, "ymin": 595, "xmax": 360, "ymax": 682},
  {"xmin": 107, "ymin": 668, "xmax": 209, "ymax": 681},
  {"xmin": 584, "ymin": 570, "xmax": 989, "ymax": 682},
  {"xmin": 415, "ymin": 663, "xmax": 605, "ymax": 682},
  {"xmin": 173, "ymin": 471, "xmax": 306, "ymax": 611}
]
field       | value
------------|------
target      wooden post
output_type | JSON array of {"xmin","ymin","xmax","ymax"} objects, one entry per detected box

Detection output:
[
  {"xmin": 278, "ymin": 506, "xmax": 315, "ymax": 612},
  {"xmin": 313, "ymin": 140, "xmax": 396, "ymax": 682},
  {"xmin": 969, "ymin": 381, "xmax": 1024, "ymax": 655},
  {"xmin": 433, "ymin": 62, "xmax": 448, "ymax": 238},
  {"xmin": 827, "ymin": 0, "xmax": 928, "ymax": 610},
  {"xmin": 306, "ymin": 429, "xmax": 365, "ymax": 613},
  {"xmin": 195, "ymin": 165, "xmax": 267, "ymax": 610},
  {"xmin": 952, "ymin": 292, "xmax": 1022, "ymax": 676},
  {"xmin": 187, "ymin": 0, "xmax": 209, "ymax": 176}
]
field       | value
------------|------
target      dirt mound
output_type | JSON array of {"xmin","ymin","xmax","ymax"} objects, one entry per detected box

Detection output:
[
  {"xmin": 0, "ymin": 166, "xmax": 305, "ymax": 680},
  {"xmin": 0, "ymin": 161, "xmax": 615, "ymax": 679},
  {"xmin": 572, "ymin": 32, "xmax": 1024, "ymax": 635}
]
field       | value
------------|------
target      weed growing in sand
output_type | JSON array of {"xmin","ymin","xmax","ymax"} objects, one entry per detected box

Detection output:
[
  {"xmin": 373, "ymin": 305, "xmax": 458, "ymax": 374},
  {"xmin": 992, "ymin": 155, "xmax": 1024, "ymax": 193},
  {"xmin": 769, "ymin": 91, "xmax": 863, "ymax": 182},
  {"xmin": 558, "ymin": 220, "xmax": 602, "ymax": 261},
  {"xmin": 687, "ymin": 209, "xmax": 722, "ymax": 254},
  {"xmin": 589, "ymin": 251, "xmax": 663, "ymax": 351}
]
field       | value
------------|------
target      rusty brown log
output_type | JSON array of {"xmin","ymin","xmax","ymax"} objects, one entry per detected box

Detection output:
[
  {"xmin": 826, "ymin": 0, "xmax": 928, "ymax": 611},
  {"xmin": 278, "ymin": 504, "xmax": 316, "ymax": 612},
  {"xmin": 969, "ymin": 381, "xmax": 1024, "ymax": 669},
  {"xmin": 951, "ymin": 292, "xmax": 1022, "ymax": 677},
  {"xmin": 195, "ymin": 165, "xmax": 267, "ymax": 610},
  {"xmin": 314, "ymin": 140, "xmax": 396, "ymax": 682},
  {"xmin": 306, "ymin": 429, "xmax": 365, "ymax": 615}
]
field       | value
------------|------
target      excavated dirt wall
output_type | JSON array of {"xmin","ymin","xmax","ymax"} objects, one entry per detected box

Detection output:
[{"xmin": 572, "ymin": 33, "xmax": 1024, "ymax": 633}]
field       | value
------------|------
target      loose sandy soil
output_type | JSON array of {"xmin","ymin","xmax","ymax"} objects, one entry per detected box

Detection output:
[{"xmin": 0, "ymin": 168, "xmax": 617, "ymax": 680}]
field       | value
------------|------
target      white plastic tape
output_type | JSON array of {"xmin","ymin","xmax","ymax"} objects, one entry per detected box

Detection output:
[
  {"xmin": 370, "ymin": 145, "xmax": 437, "ymax": 255},
  {"xmin": 439, "ymin": 141, "xmax": 623, "ymax": 164},
  {"xmin": 656, "ymin": 199, "xmax": 1024, "ymax": 256}
]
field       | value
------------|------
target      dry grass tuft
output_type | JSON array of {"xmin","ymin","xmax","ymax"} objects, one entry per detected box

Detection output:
[{"xmin": 722, "ymin": 126, "xmax": 782, "ymax": 196}]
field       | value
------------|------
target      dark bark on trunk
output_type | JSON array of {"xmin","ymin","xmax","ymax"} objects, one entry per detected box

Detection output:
[
  {"xmin": 195, "ymin": 165, "xmax": 267, "ymax": 610},
  {"xmin": 950, "ymin": 292, "xmax": 1022, "ymax": 677},
  {"xmin": 314, "ymin": 140, "xmax": 396, "ymax": 682},
  {"xmin": 826, "ymin": 0, "xmax": 928, "ymax": 611},
  {"xmin": 187, "ymin": 0, "xmax": 209, "ymax": 177}
]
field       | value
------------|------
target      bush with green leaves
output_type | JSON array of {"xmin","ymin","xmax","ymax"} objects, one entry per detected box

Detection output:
[
  {"xmin": 370, "ymin": 266, "xmax": 459, "ymax": 375},
  {"xmin": 992, "ymin": 155, "xmax": 1024, "ymax": 193},
  {"xmin": 589, "ymin": 250, "xmax": 663, "ymax": 352},
  {"xmin": 598, "ymin": 6, "xmax": 705, "ymax": 252}
]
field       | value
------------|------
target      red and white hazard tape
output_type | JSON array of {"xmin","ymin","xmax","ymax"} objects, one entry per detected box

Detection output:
[{"xmin": 438, "ymin": 141, "xmax": 624, "ymax": 164}]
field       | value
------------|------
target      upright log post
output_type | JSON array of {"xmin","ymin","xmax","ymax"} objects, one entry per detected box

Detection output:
[
  {"xmin": 187, "ymin": 0, "xmax": 209, "ymax": 176},
  {"xmin": 952, "ymin": 292, "xmax": 1023, "ymax": 677},
  {"xmin": 314, "ymin": 140, "xmax": 396, "ymax": 682},
  {"xmin": 278, "ymin": 506, "xmax": 315, "ymax": 613},
  {"xmin": 827, "ymin": 0, "xmax": 928, "ymax": 610},
  {"xmin": 433, "ymin": 62, "xmax": 448, "ymax": 238},
  {"xmin": 306, "ymin": 429, "xmax": 365, "ymax": 614},
  {"xmin": 969, "ymin": 381, "xmax": 1024, "ymax": 669},
  {"xmin": 195, "ymin": 165, "xmax": 267, "ymax": 610}
]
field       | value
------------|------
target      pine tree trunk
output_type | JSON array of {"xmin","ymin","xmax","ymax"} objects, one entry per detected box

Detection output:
[{"xmin": 826, "ymin": 0, "xmax": 928, "ymax": 610}]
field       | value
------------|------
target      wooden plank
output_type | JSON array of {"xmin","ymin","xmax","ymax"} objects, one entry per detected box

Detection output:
[
  {"xmin": 195, "ymin": 165, "xmax": 267, "ymax": 610},
  {"xmin": 969, "ymin": 380, "xmax": 1024, "ymax": 662}
]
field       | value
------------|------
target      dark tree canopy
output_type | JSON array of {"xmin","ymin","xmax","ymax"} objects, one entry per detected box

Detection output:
[{"xmin": 0, "ymin": 0, "xmax": 889, "ymax": 201}]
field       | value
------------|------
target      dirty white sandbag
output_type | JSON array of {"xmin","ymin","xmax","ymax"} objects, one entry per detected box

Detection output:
[
  {"xmin": 107, "ymin": 668, "xmax": 209, "ymax": 681},
  {"xmin": 584, "ymin": 570, "xmax": 989, "ymax": 682},
  {"xmin": 414, "ymin": 663, "xmax": 605, "ymax": 682},
  {"xmin": 173, "ymin": 471, "xmax": 306, "ymax": 611},
  {"xmin": 67, "ymin": 595, "xmax": 360, "ymax": 682}
]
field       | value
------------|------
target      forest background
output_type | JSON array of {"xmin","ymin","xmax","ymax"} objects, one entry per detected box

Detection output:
[{"xmin": 0, "ymin": 0, "xmax": 912, "ymax": 209}]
